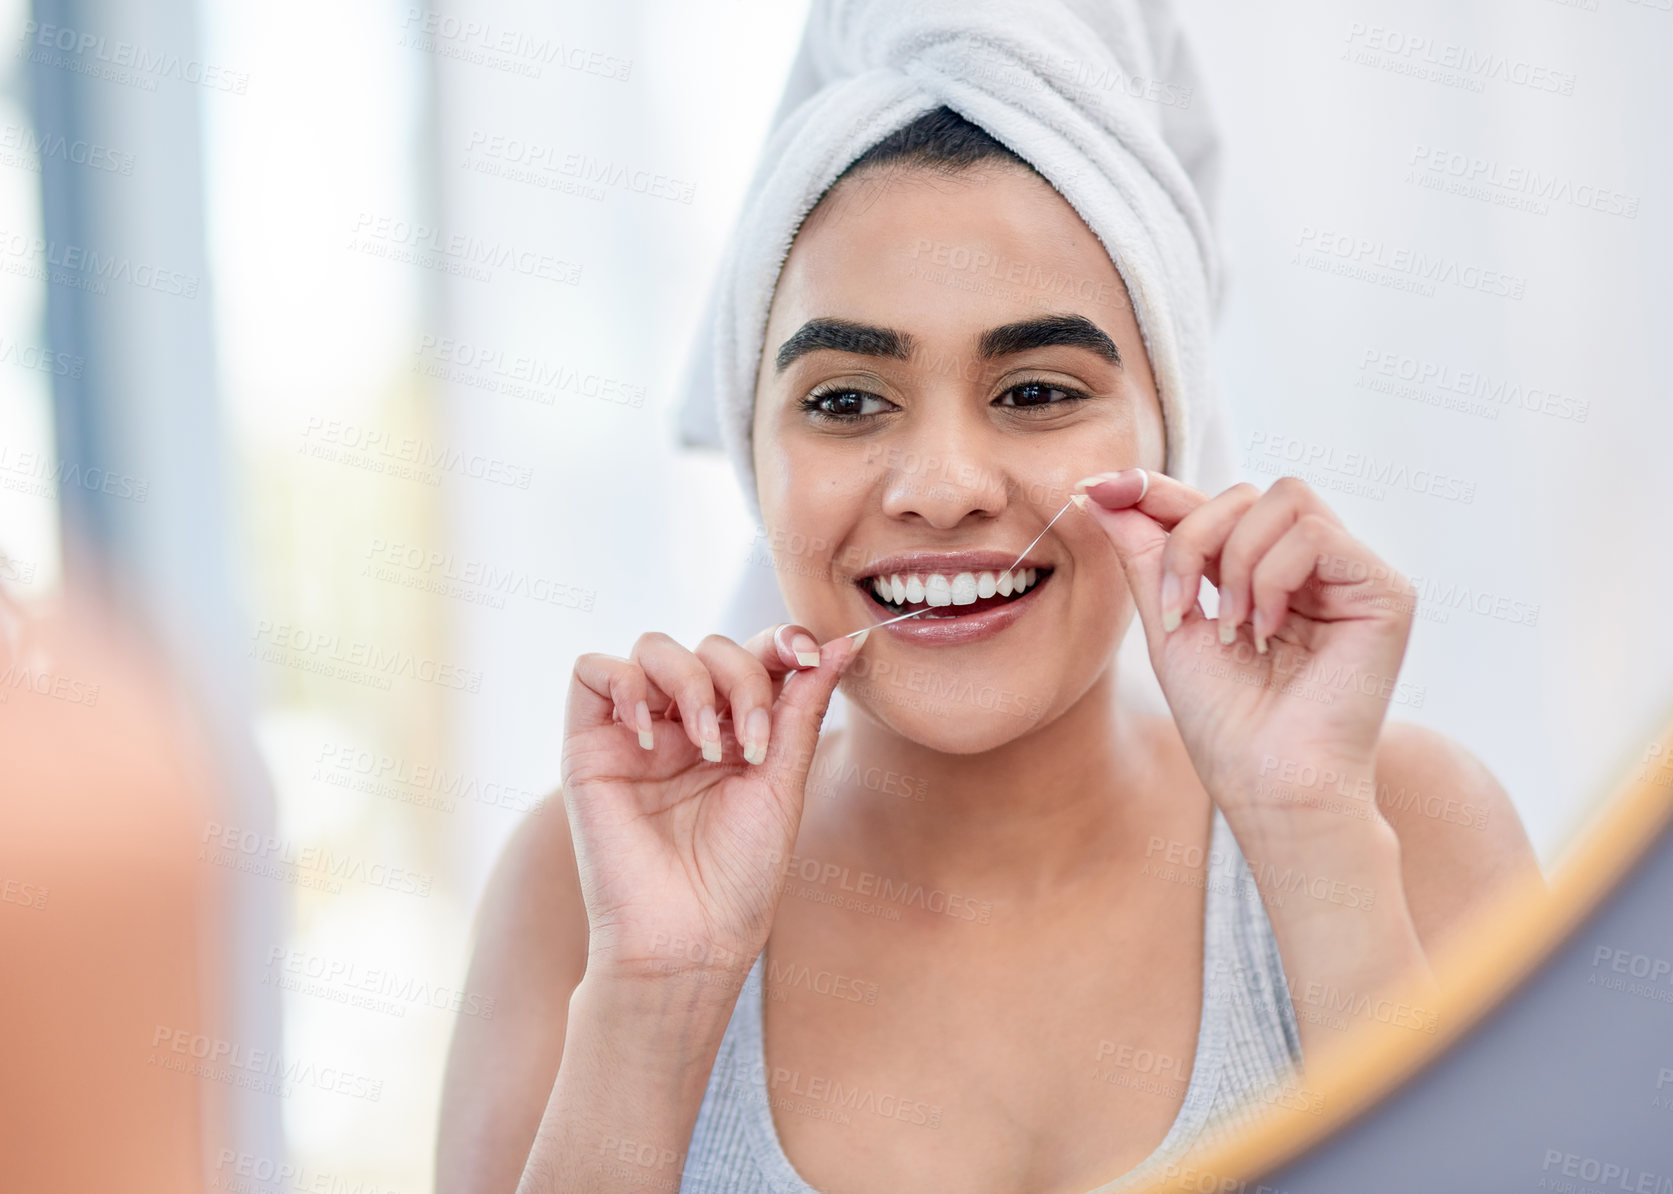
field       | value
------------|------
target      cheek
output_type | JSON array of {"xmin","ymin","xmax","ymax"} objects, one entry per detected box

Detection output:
[
  {"xmin": 754, "ymin": 437, "xmax": 864, "ymax": 616},
  {"xmin": 752, "ymin": 411, "xmax": 791, "ymax": 512},
  {"xmin": 760, "ymin": 444, "xmax": 861, "ymax": 541},
  {"xmin": 1133, "ymin": 389, "xmax": 1166, "ymax": 471}
]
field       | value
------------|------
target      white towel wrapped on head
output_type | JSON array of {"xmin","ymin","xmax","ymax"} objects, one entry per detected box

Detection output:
[{"xmin": 676, "ymin": 0, "xmax": 1237, "ymax": 712}]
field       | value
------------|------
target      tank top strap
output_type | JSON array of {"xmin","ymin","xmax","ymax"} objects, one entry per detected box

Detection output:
[{"xmin": 1192, "ymin": 806, "xmax": 1307, "ymax": 1145}]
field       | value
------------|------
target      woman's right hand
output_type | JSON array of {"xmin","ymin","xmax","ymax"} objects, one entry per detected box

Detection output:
[{"xmin": 561, "ymin": 623, "xmax": 862, "ymax": 990}]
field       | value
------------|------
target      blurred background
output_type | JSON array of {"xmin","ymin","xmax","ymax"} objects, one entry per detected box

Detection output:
[{"xmin": 0, "ymin": 0, "xmax": 1668, "ymax": 1190}]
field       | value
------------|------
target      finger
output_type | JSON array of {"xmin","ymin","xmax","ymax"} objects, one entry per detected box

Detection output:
[
  {"xmin": 629, "ymin": 632, "xmax": 722, "ymax": 760},
  {"xmin": 1075, "ymin": 467, "xmax": 1210, "ymax": 531},
  {"xmin": 695, "ymin": 634, "xmax": 776, "ymax": 766},
  {"xmin": 1072, "ymin": 497, "xmax": 1183, "ymax": 647},
  {"xmin": 1217, "ymin": 478, "xmax": 1346, "ymax": 640},
  {"xmin": 1247, "ymin": 514, "xmax": 1360, "ymax": 653},
  {"xmin": 567, "ymin": 653, "xmax": 655, "ymax": 752},
  {"xmin": 758, "ymin": 633, "xmax": 861, "ymax": 794},
  {"xmin": 1254, "ymin": 517, "xmax": 1410, "ymax": 640},
  {"xmin": 738, "ymin": 622, "xmax": 826, "ymax": 721},
  {"xmin": 1157, "ymin": 483, "xmax": 1261, "ymax": 636},
  {"xmin": 739, "ymin": 622, "xmax": 825, "ymax": 677},
  {"xmin": 1072, "ymin": 468, "xmax": 1218, "ymax": 643}
]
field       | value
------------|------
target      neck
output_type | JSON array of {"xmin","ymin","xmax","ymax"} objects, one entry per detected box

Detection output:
[{"xmin": 810, "ymin": 668, "xmax": 1198, "ymax": 903}]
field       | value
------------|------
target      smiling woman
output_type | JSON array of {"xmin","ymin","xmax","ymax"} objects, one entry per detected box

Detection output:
[{"xmin": 434, "ymin": 5, "xmax": 1540, "ymax": 1194}]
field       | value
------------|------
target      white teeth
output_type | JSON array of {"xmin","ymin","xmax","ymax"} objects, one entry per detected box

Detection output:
[{"xmin": 868, "ymin": 567, "xmax": 1043, "ymax": 608}]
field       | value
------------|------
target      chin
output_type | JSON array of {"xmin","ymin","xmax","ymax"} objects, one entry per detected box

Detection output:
[{"xmin": 837, "ymin": 668, "xmax": 1057, "ymax": 755}]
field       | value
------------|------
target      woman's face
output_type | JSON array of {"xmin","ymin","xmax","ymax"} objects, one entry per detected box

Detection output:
[{"xmin": 752, "ymin": 164, "xmax": 1166, "ymax": 753}]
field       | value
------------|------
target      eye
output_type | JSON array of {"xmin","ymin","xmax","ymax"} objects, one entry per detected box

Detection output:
[
  {"xmin": 798, "ymin": 387, "xmax": 895, "ymax": 421},
  {"xmin": 996, "ymin": 381, "xmax": 1088, "ymax": 409}
]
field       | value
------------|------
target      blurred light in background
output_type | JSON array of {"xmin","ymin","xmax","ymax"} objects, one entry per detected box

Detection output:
[
  {"xmin": 196, "ymin": 1, "xmax": 811, "ymax": 1190},
  {"xmin": 0, "ymin": 0, "xmax": 61, "ymax": 599}
]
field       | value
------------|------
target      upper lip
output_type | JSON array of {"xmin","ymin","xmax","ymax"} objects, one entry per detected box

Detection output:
[{"xmin": 851, "ymin": 550, "xmax": 1053, "ymax": 580}]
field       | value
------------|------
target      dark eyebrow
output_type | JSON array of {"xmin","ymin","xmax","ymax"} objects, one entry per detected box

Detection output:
[
  {"xmin": 774, "ymin": 319, "xmax": 915, "ymax": 372},
  {"xmin": 978, "ymin": 314, "xmax": 1122, "ymax": 365}
]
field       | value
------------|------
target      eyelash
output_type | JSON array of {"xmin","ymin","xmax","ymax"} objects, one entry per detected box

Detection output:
[{"xmin": 797, "ymin": 380, "xmax": 1091, "ymax": 423}]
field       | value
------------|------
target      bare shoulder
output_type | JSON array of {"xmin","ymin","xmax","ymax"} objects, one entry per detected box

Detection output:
[
  {"xmin": 435, "ymin": 799, "xmax": 590, "ymax": 1194},
  {"xmin": 1373, "ymin": 721, "xmax": 1543, "ymax": 952}
]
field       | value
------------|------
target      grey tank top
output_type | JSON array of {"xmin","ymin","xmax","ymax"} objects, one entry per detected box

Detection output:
[{"xmin": 677, "ymin": 808, "xmax": 1304, "ymax": 1192}]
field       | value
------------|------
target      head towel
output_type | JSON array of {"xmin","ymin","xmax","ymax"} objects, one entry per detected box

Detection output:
[{"xmin": 676, "ymin": 0, "xmax": 1239, "ymax": 516}]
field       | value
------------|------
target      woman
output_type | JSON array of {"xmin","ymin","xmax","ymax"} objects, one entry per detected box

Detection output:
[{"xmin": 437, "ymin": 11, "xmax": 1540, "ymax": 1194}]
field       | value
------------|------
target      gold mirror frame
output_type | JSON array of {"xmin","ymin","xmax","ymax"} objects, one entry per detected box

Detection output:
[{"xmin": 1129, "ymin": 715, "xmax": 1673, "ymax": 1192}]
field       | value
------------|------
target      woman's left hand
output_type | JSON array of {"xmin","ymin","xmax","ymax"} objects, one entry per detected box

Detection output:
[{"xmin": 1076, "ymin": 469, "xmax": 1414, "ymax": 830}]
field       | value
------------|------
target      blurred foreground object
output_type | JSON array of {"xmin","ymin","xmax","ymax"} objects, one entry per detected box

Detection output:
[{"xmin": 0, "ymin": 589, "xmax": 225, "ymax": 1194}]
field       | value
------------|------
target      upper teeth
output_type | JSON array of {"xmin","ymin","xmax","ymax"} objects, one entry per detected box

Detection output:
[{"xmin": 870, "ymin": 568, "xmax": 1039, "ymax": 607}]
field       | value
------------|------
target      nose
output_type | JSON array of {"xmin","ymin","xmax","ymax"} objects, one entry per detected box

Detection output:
[{"xmin": 876, "ymin": 416, "xmax": 1011, "ymax": 530}]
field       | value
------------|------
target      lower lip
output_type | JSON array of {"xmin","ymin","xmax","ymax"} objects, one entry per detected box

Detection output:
[{"xmin": 861, "ymin": 576, "xmax": 1052, "ymax": 647}]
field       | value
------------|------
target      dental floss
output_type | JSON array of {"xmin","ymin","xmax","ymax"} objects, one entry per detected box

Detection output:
[{"xmin": 843, "ymin": 496, "xmax": 1082, "ymax": 639}]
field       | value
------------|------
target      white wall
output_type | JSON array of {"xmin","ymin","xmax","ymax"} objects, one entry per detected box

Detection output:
[{"xmin": 1171, "ymin": 0, "xmax": 1673, "ymax": 861}]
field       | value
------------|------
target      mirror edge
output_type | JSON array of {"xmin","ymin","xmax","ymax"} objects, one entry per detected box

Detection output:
[{"xmin": 1127, "ymin": 710, "xmax": 1673, "ymax": 1192}]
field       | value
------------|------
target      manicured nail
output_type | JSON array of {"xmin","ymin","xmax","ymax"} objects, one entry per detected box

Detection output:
[
  {"xmin": 1219, "ymin": 618, "xmax": 1237, "ymax": 645},
  {"xmin": 792, "ymin": 632, "xmax": 820, "ymax": 668},
  {"xmin": 699, "ymin": 705, "xmax": 722, "ymax": 761},
  {"xmin": 1069, "ymin": 493, "xmax": 1090, "ymax": 511},
  {"xmin": 850, "ymin": 626, "xmax": 870, "ymax": 651},
  {"xmin": 1252, "ymin": 609, "xmax": 1269, "ymax": 655},
  {"xmin": 635, "ymin": 700, "xmax": 654, "ymax": 751},
  {"xmin": 744, "ymin": 707, "xmax": 771, "ymax": 765},
  {"xmin": 1255, "ymin": 632, "xmax": 1269, "ymax": 655},
  {"xmin": 1160, "ymin": 573, "xmax": 1182, "ymax": 633},
  {"xmin": 1075, "ymin": 469, "xmax": 1150, "ymax": 506}
]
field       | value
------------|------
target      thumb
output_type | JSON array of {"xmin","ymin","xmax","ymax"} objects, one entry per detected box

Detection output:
[
  {"xmin": 1076, "ymin": 498, "xmax": 1177, "ymax": 642},
  {"xmin": 758, "ymin": 632, "xmax": 860, "ymax": 793}
]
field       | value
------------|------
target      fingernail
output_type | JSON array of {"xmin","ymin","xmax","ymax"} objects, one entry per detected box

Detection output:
[
  {"xmin": 792, "ymin": 632, "xmax": 820, "ymax": 668},
  {"xmin": 699, "ymin": 705, "xmax": 722, "ymax": 761},
  {"xmin": 1219, "ymin": 618, "xmax": 1237, "ymax": 646},
  {"xmin": 1252, "ymin": 609, "xmax": 1269, "ymax": 655},
  {"xmin": 1255, "ymin": 633, "xmax": 1269, "ymax": 655},
  {"xmin": 1160, "ymin": 573, "xmax": 1182, "ymax": 633},
  {"xmin": 1069, "ymin": 493, "xmax": 1090, "ymax": 511},
  {"xmin": 850, "ymin": 626, "xmax": 871, "ymax": 651},
  {"xmin": 744, "ymin": 708, "xmax": 771, "ymax": 765},
  {"xmin": 1080, "ymin": 470, "xmax": 1148, "ymax": 510},
  {"xmin": 635, "ymin": 700, "xmax": 654, "ymax": 751},
  {"xmin": 1075, "ymin": 469, "xmax": 1148, "ymax": 500}
]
